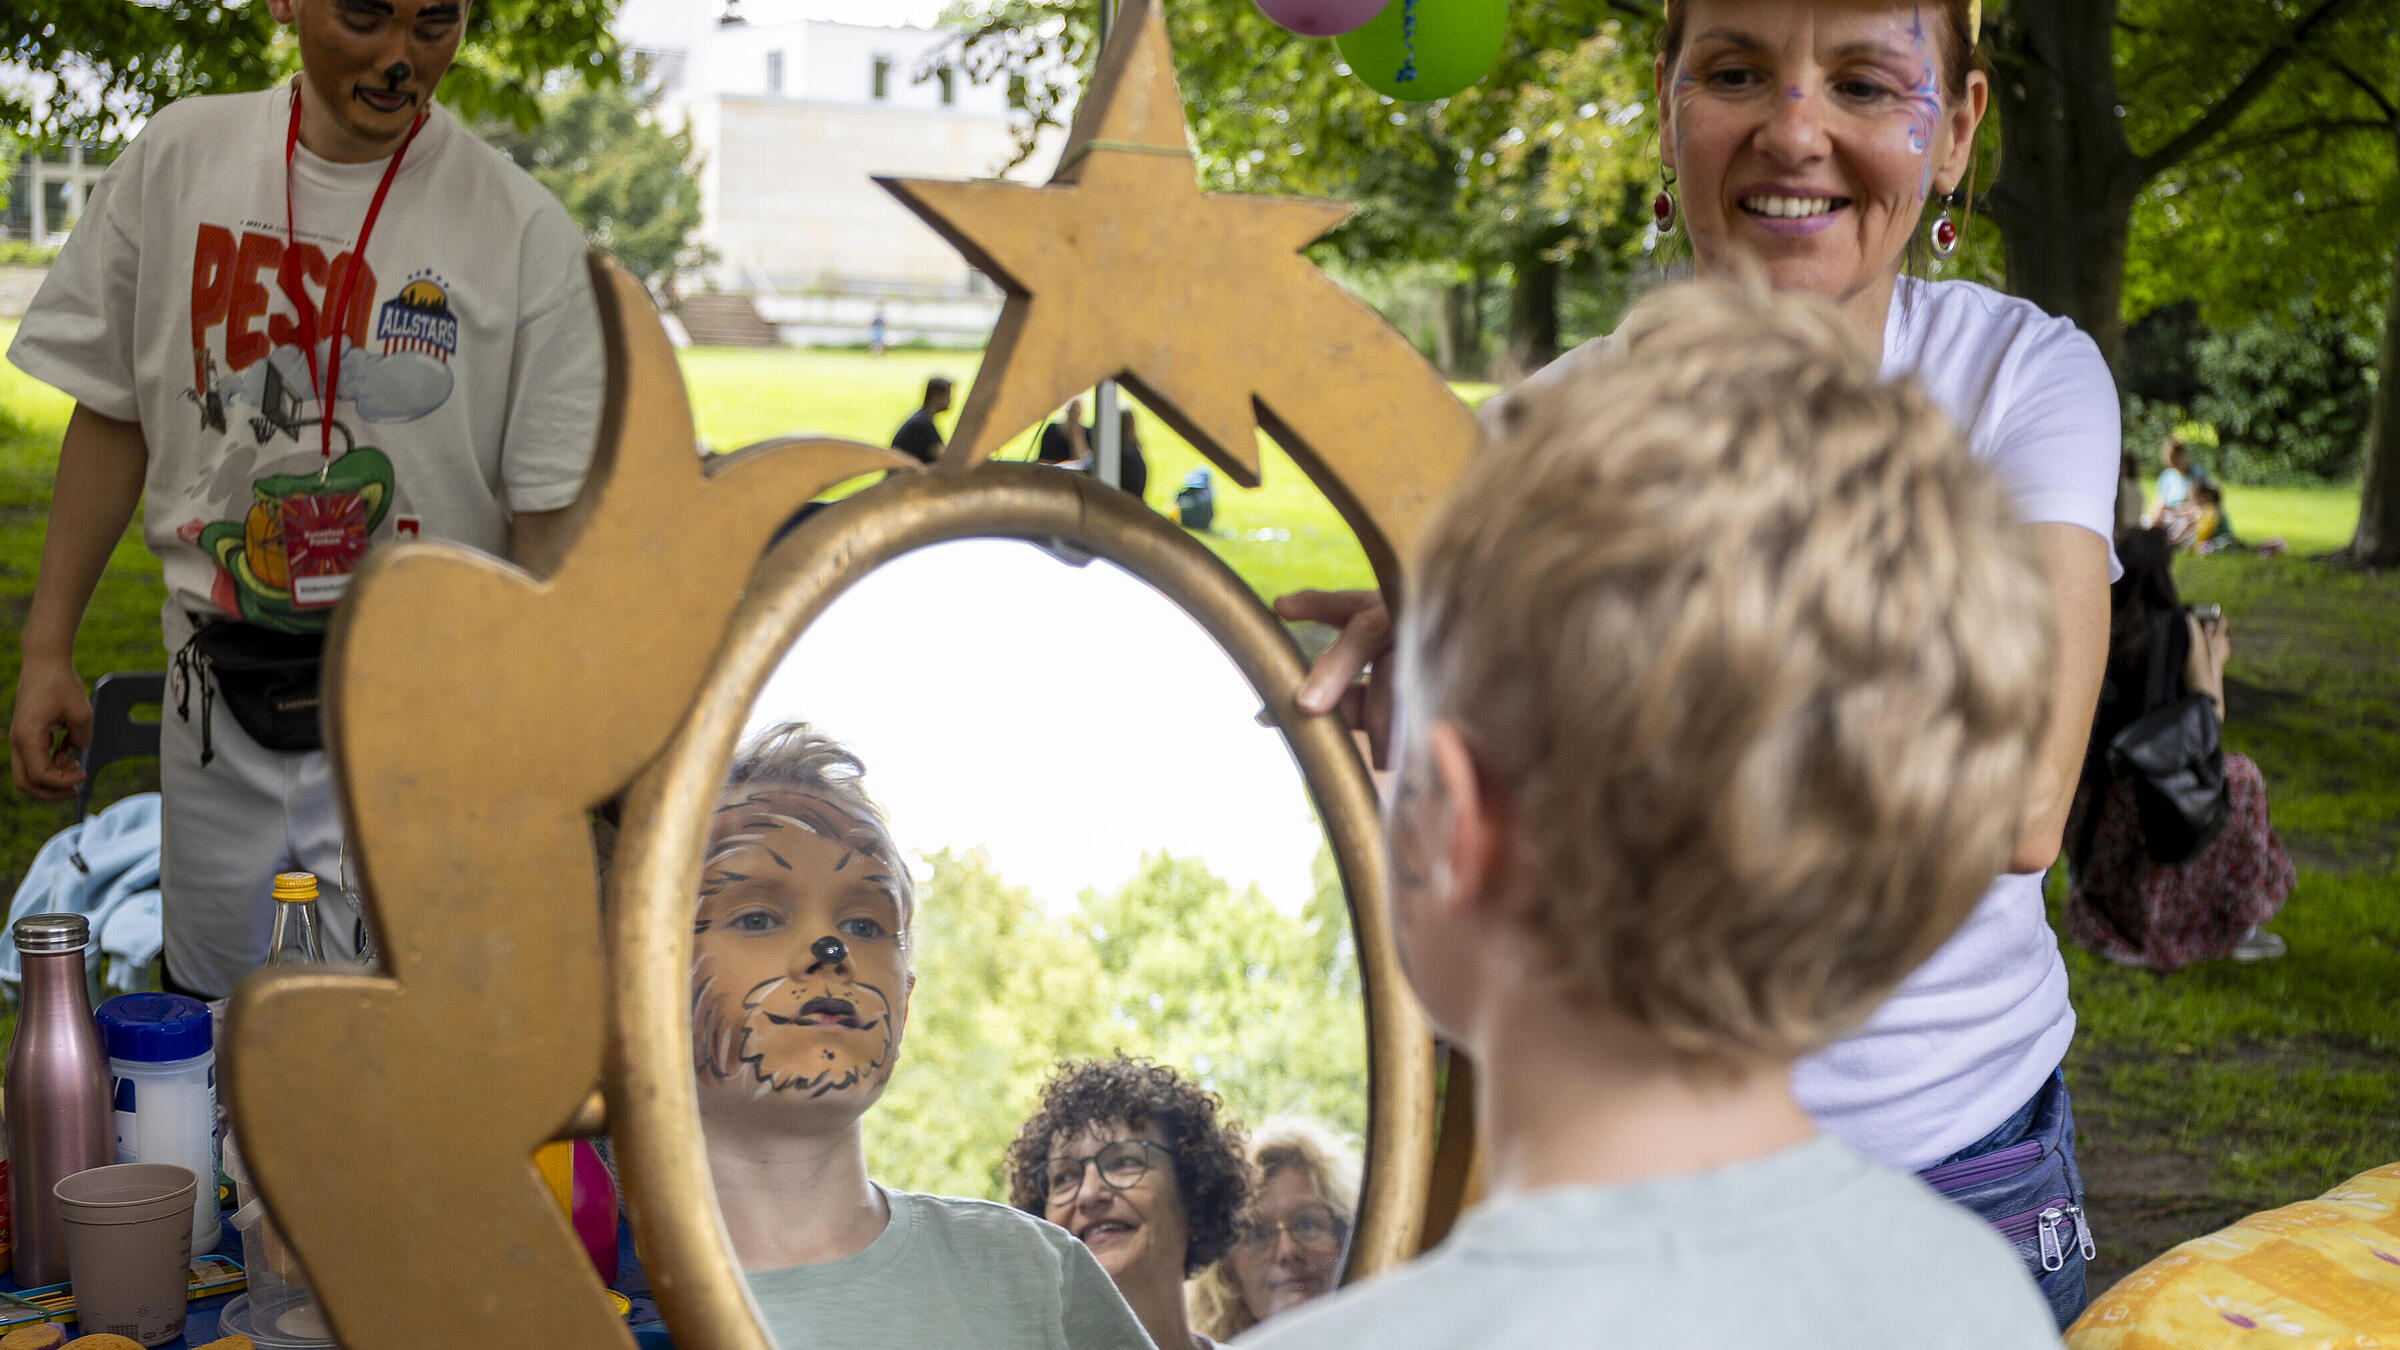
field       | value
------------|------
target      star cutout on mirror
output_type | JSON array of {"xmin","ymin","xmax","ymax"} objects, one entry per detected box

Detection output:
[{"xmin": 879, "ymin": 0, "xmax": 1355, "ymax": 487}]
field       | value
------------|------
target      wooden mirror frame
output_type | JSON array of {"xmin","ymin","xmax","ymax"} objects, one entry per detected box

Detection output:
[
  {"xmin": 609, "ymin": 467, "xmax": 1433, "ymax": 1346},
  {"xmin": 223, "ymin": 1, "xmax": 1483, "ymax": 1342}
]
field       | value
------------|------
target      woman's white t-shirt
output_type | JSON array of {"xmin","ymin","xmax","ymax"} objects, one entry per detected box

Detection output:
[
  {"xmin": 1499, "ymin": 277, "xmax": 2121, "ymax": 1171},
  {"xmin": 1796, "ymin": 277, "xmax": 2119, "ymax": 1171}
]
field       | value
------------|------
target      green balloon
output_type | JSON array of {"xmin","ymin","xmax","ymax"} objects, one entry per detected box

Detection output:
[{"xmin": 1335, "ymin": 0, "xmax": 1507, "ymax": 102}]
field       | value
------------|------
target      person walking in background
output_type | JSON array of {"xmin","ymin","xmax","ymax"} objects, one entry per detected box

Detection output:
[
  {"xmin": 869, "ymin": 304, "xmax": 889, "ymax": 356},
  {"xmin": 891, "ymin": 376, "xmax": 953, "ymax": 466},
  {"xmin": 6, "ymin": 0, "xmax": 604, "ymax": 999},
  {"xmin": 2063, "ymin": 528, "xmax": 2295, "ymax": 970}
]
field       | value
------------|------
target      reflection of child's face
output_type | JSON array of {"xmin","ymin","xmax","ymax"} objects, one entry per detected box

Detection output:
[{"xmin": 692, "ymin": 787, "xmax": 911, "ymax": 1107}]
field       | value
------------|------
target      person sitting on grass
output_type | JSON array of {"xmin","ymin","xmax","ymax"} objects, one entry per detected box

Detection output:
[
  {"xmin": 2062, "ymin": 528, "xmax": 2295, "ymax": 970},
  {"xmin": 2148, "ymin": 436, "xmax": 2196, "ymax": 520},
  {"xmin": 1243, "ymin": 280, "xmax": 2061, "ymax": 1348},
  {"xmin": 693, "ymin": 723, "xmax": 1153, "ymax": 1349}
]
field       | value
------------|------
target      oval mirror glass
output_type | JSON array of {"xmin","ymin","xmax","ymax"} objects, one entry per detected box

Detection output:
[{"xmin": 687, "ymin": 535, "xmax": 1370, "ymax": 1350}]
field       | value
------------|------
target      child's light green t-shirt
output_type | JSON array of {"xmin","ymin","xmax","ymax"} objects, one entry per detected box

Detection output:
[
  {"xmin": 1236, "ymin": 1136, "xmax": 2057, "ymax": 1349},
  {"xmin": 746, "ymin": 1187, "xmax": 1157, "ymax": 1350}
]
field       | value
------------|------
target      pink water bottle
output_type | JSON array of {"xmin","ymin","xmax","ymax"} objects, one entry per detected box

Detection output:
[{"xmin": 7, "ymin": 914, "xmax": 113, "ymax": 1284}]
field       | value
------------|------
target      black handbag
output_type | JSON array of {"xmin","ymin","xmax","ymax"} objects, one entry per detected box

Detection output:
[
  {"xmin": 2103, "ymin": 611, "xmax": 2229, "ymax": 864},
  {"xmin": 174, "ymin": 621, "xmax": 327, "ymax": 762}
]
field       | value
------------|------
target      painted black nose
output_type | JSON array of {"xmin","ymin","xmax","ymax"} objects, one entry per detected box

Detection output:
[{"xmin": 811, "ymin": 936, "xmax": 847, "ymax": 966}]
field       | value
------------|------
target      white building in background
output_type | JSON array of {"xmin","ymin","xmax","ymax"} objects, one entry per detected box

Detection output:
[
  {"xmin": 615, "ymin": 0, "xmax": 1069, "ymax": 346},
  {"xmin": 3, "ymin": 145, "xmax": 111, "ymax": 247}
]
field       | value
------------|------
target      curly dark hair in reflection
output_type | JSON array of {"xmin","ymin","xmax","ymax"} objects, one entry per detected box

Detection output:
[{"xmin": 1005, "ymin": 1055, "xmax": 1252, "ymax": 1274}]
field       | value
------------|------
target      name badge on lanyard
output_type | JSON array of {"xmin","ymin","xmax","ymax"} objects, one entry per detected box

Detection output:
[{"xmin": 277, "ymin": 82, "xmax": 424, "ymax": 609}]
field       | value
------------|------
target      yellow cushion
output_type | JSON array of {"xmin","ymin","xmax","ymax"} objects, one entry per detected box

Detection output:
[{"xmin": 2067, "ymin": 1161, "xmax": 2400, "ymax": 1347}]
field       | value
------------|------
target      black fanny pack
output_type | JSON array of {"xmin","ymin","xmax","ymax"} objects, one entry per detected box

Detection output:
[{"xmin": 174, "ymin": 620, "xmax": 327, "ymax": 762}]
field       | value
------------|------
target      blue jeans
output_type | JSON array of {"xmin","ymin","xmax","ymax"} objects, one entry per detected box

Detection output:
[{"xmin": 1916, "ymin": 1070, "xmax": 2091, "ymax": 1331}]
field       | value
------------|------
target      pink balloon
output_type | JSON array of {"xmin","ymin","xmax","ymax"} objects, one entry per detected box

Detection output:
[{"xmin": 1254, "ymin": 0, "xmax": 1391, "ymax": 38}]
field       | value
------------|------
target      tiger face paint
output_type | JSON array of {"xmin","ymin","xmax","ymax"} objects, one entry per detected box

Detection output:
[{"xmin": 692, "ymin": 786, "xmax": 912, "ymax": 1107}]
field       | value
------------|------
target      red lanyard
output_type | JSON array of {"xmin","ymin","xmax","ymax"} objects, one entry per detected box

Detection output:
[{"xmin": 282, "ymin": 82, "xmax": 424, "ymax": 465}]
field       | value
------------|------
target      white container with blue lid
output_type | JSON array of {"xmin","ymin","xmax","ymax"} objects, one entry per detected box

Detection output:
[{"xmin": 95, "ymin": 991, "xmax": 218, "ymax": 1254}]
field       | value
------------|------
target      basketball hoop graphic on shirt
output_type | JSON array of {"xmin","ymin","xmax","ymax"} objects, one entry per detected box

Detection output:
[
  {"xmin": 250, "ymin": 360, "xmax": 307, "ymax": 444},
  {"xmin": 378, "ymin": 271, "xmax": 460, "ymax": 362}
]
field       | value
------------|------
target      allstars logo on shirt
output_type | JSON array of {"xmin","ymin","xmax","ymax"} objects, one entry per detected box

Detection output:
[{"xmin": 377, "ymin": 270, "xmax": 459, "ymax": 363}]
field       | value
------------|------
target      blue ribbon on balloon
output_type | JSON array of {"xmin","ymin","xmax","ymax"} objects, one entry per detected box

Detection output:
[{"xmin": 1397, "ymin": 0, "xmax": 1418, "ymax": 83}]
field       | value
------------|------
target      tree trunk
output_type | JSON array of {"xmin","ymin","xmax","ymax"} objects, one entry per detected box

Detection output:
[
  {"xmin": 2351, "ymin": 229, "xmax": 2400, "ymax": 566},
  {"xmin": 1987, "ymin": 0, "xmax": 2139, "ymax": 372},
  {"xmin": 1437, "ymin": 274, "xmax": 1486, "ymax": 381},
  {"xmin": 1989, "ymin": 0, "xmax": 2366, "ymax": 374},
  {"xmin": 1502, "ymin": 244, "xmax": 1560, "ymax": 384}
]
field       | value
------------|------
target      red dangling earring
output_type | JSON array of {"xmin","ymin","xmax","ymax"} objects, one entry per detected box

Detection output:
[
  {"xmin": 1929, "ymin": 192, "xmax": 1960, "ymax": 262},
  {"xmin": 1653, "ymin": 168, "xmax": 1679, "ymax": 236}
]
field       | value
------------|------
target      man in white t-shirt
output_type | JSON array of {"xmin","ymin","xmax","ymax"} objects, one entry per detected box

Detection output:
[{"xmin": 7, "ymin": 0, "xmax": 604, "ymax": 997}]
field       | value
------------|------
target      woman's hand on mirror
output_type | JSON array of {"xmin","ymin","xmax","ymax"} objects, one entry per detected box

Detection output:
[{"xmin": 1274, "ymin": 589, "xmax": 1395, "ymax": 768}]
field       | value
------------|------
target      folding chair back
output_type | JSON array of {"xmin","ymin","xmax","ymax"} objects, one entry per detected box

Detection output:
[{"xmin": 73, "ymin": 670, "xmax": 167, "ymax": 827}]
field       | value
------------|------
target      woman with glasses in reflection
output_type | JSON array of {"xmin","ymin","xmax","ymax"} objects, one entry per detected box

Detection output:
[
  {"xmin": 1189, "ymin": 1118, "xmax": 1360, "ymax": 1341},
  {"xmin": 1007, "ymin": 1056, "xmax": 1253, "ymax": 1350},
  {"xmin": 690, "ymin": 724, "xmax": 1153, "ymax": 1349}
]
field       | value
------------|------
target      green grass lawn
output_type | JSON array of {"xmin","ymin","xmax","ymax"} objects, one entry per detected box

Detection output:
[
  {"xmin": 2, "ymin": 328, "xmax": 2394, "ymax": 1298},
  {"xmin": 2052, "ymin": 535, "xmax": 2400, "ymax": 1290},
  {"xmin": 679, "ymin": 344, "xmax": 1421, "ymax": 602}
]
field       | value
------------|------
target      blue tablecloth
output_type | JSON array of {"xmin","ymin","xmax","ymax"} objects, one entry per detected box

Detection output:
[
  {"xmin": 0, "ymin": 1213, "xmax": 239, "ymax": 1346},
  {"xmin": 3, "ymin": 1212, "xmax": 662, "ymax": 1346}
]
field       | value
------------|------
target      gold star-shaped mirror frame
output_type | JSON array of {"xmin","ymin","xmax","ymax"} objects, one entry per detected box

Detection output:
[{"xmin": 224, "ymin": 1, "xmax": 1482, "ymax": 1344}]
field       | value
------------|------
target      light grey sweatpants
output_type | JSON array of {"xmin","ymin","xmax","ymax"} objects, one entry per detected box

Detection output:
[{"xmin": 158, "ymin": 604, "xmax": 364, "ymax": 999}]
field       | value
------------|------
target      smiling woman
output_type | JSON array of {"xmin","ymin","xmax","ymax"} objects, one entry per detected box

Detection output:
[{"xmin": 1007, "ymin": 1057, "xmax": 1256, "ymax": 1350}]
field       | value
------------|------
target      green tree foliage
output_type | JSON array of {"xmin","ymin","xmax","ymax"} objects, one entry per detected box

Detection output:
[
  {"xmin": 2190, "ymin": 309, "xmax": 2381, "ymax": 484},
  {"xmin": 4, "ymin": 0, "xmax": 618, "ymax": 147},
  {"xmin": 1987, "ymin": 0, "xmax": 2385, "ymax": 367},
  {"xmin": 2108, "ymin": 4, "xmax": 2396, "ymax": 528},
  {"xmin": 946, "ymin": 1, "xmax": 1664, "ymax": 372},
  {"xmin": 1080, "ymin": 852, "xmax": 1368, "ymax": 1141},
  {"xmin": 480, "ymin": 75, "xmax": 709, "ymax": 292},
  {"xmin": 866, "ymin": 849, "xmax": 1115, "ymax": 1201},
  {"xmin": 864, "ymin": 846, "xmax": 1370, "ymax": 1202},
  {"xmin": 2118, "ymin": 2, "xmax": 2398, "ymax": 346}
]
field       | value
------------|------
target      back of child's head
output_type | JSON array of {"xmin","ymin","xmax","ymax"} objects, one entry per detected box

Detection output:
[
  {"xmin": 1397, "ymin": 279, "xmax": 2053, "ymax": 1064},
  {"xmin": 2194, "ymin": 481, "xmax": 2222, "ymax": 505}
]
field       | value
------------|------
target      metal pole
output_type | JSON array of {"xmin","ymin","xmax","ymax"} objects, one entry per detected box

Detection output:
[{"xmin": 1094, "ymin": 0, "xmax": 1125, "ymax": 491}]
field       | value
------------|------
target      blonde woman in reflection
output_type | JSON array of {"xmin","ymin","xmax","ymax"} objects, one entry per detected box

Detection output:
[
  {"xmin": 1188, "ymin": 1118, "xmax": 1360, "ymax": 1341},
  {"xmin": 692, "ymin": 723, "xmax": 1154, "ymax": 1349}
]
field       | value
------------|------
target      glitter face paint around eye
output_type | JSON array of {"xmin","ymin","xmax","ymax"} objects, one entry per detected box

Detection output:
[
  {"xmin": 1670, "ymin": 59, "xmax": 1700, "ymax": 170},
  {"xmin": 1905, "ymin": 0, "xmax": 1941, "ymax": 199}
]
